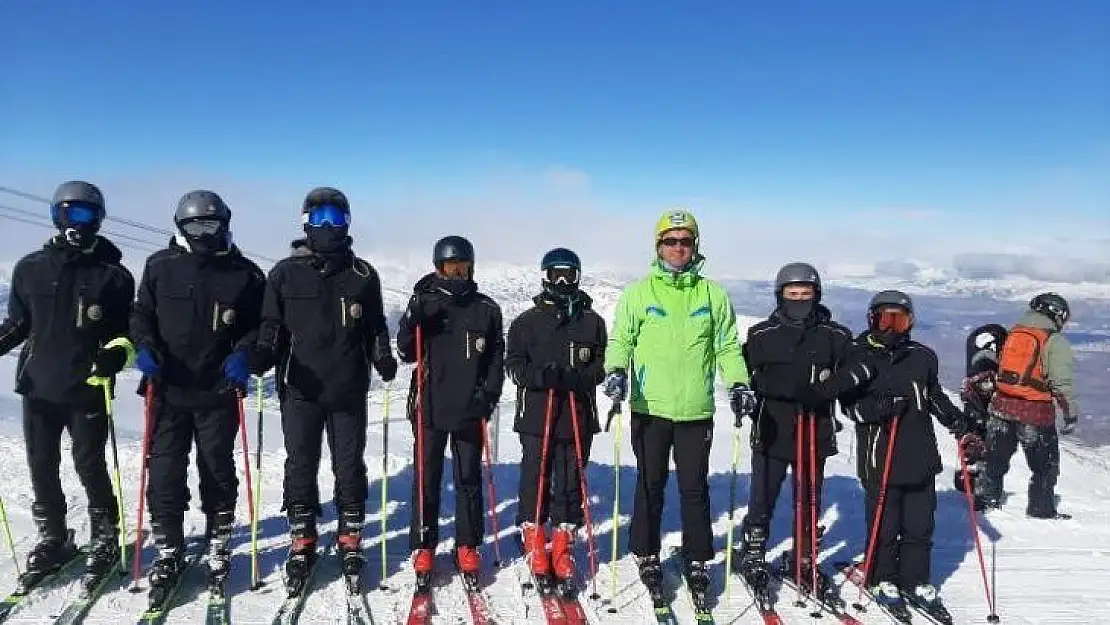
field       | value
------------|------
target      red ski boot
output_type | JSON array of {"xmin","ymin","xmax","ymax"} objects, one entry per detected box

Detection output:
[
  {"xmin": 550, "ymin": 524, "xmax": 576, "ymax": 581},
  {"xmin": 413, "ymin": 549, "xmax": 434, "ymax": 575},
  {"xmin": 456, "ymin": 546, "xmax": 481, "ymax": 574},
  {"xmin": 521, "ymin": 522, "xmax": 550, "ymax": 576}
]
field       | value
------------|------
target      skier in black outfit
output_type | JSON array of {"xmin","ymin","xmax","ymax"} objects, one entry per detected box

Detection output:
[
  {"xmin": 396, "ymin": 236, "xmax": 505, "ymax": 578},
  {"xmin": 733, "ymin": 262, "xmax": 852, "ymax": 599},
  {"xmin": 799, "ymin": 290, "xmax": 985, "ymax": 623},
  {"xmin": 129, "ymin": 190, "xmax": 266, "ymax": 597},
  {"xmin": 0, "ymin": 181, "xmax": 136, "ymax": 582},
  {"xmin": 249, "ymin": 187, "xmax": 397, "ymax": 583},
  {"xmin": 955, "ymin": 323, "xmax": 1007, "ymax": 496},
  {"xmin": 505, "ymin": 247, "xmax": 606, "ymax": 590}
]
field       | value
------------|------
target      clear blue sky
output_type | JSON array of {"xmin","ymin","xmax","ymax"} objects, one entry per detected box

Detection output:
[{"xmin": 1, "ymin": 0, "xmax": 1107, "ymax": 220}]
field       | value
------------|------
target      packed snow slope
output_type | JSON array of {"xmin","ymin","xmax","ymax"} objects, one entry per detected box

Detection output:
[{"xmin": 2, "ymin": 320, "xmax": 1110, "ymax": 624}]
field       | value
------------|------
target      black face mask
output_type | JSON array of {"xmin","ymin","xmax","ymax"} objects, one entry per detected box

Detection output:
[
  {"xmin": 780, "ymin": 299, "xmax": 815, "ymax": 321},
  {"xmin": 305, "ymin": 225, "xmax": 349, "ymax": 254},
  {"xmin": 62, "ymin": 225, "xmax": 98, "ymax": 249},
  {"xmin": 544, "ymin": 280, "xmax": 579, "ymax": 300},
  {"xmin": 180, "ymin": 219, "xmax": 230, "ymax": 255}
]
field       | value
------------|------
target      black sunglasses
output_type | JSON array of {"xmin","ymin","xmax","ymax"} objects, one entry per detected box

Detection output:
[{"xmin": 659, "ymin": 236, "xmax": 694, "ymax": 248}]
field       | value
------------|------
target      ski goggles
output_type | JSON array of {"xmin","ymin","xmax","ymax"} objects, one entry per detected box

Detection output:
[
  {"xmin": 872, "ymin": 306, "xmax": 913, "ymax": 333},
  {"xmin": 438, "ymin": 259, "xmax": 472, "ymax": 278},
  {"xmin": 545, "ymin": 266, "xmax": 580, "ymax": 285},
  {"xmin": 304, "ymin": 203, "xmax": 350, "ymax": 227},
  {"xmin": 659, "ymin": 236, "xmax": 695, "ymax": 248},
  {"xmin": 179, "ymin": 218, "xmax": 224, "ymax": 237},
  {"xmin": 51, "ymin": 201, "xmax": 102, "ymax": 227}
]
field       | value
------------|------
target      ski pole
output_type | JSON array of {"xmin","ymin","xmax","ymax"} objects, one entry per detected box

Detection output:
[
  {"xmin": 98, "ymin": 381, "xmax": 128, "ymax": 575},
  {"xmin": 723, "ymin": 424, "xmax": 741, "ymax": 599},
  {"xmin": 414, "ymin": 325, "xmax": 426, "ymax": 550},
  {"xmin": 251, "ymin": 375, "xmax": 264, "ymax": 590},
  {"xmin": 808, "ymin": 413, "xmax": 820, "ymax": 616},
  {"xmin": 480, "ymin": 417, "xmax": 503, "ymax": 567},
  {"xmin": 793, "ymin": 410, "xmax": 804, "ymax": 606},
  {"xmin": 567, "ymin": 391, "xmax": 600, "ymax": 600},
  {"xmin": 854, "ymin": 414, "xmax": 900, "ymax": 610},
  {"xmin": 605, "ymin": 400, "xmax": 621, "ymax": 614},
  {"xmin": 379, "ymin": 380, "xmax": 392, "ymax": 590},
  {"xmin": 129, "ymin": 383, "xmax": 155, "ymax": 591},
  {"xmin": 0, "ymin": 495, "xmax": 20, "ymax": 577},
  {"xmin": 532, "ymin": 390, "xmax": 556, "ymax": 552},
  {"xmin": 237, "ymin": 393, "xmax": 258, "ymax": 591},
  {"xmin": 958, "ymin": 435, "xmax": 1000, "ymax": 623}
]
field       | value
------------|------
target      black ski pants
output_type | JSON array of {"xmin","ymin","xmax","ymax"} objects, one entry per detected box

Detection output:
[
  {"xmin": 978, "ymin": 416, "xmax": 1060, "ymax": 516},
  {"xmin": 410, "ymin": 424, "xmax": 484, "ymax": 550},
  {"xmin": 22, "ymin": 396, "xmax": 117, "ymax": 535},
  {"xmin": 516, "ymin": 434, "xmax": 593, "ymax": 528},
  {"xmin": 629, "ymin": 412, "xmax": 713, "ymax": 562},
  {"xmin": 281, "ymin": 394, "xmax": 368, "ymax": 516},
  {"xmin": 863, "ymin": 478, "xmax": 936, "ymax": 591},
  {"xmin": 743, "ymin": 451, "xmax": 825, "ymax": 556},
  {"xmin": 147, "ymin": 397, "xmax": 239, "ymax": 542}
]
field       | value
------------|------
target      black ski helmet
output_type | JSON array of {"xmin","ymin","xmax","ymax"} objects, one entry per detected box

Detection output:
[
  {"xmin": 773, "ymin": 262, "xmax": 821, "ymax": 302},
  {"xmin": 50, "ymin": 180, "xmax": 105, "ymax": 230},
  {"xmin": 868, "ymin": 289, "xmax": 914, "ymax": 314},
  {"xmin": 540, "ymin": 247, "xmax": 582, "ymax": 299},
  {"xmin": 433, "ymin": 235, "xmax": 475, "ymax": 267},
  {"xmin": 174, "ymin": 190, "xmax": 231, "ymax": 225},
  {"xmin": 302, "ymin": 186, "xmax": 350, "ymax": 214},
  {"xmin": 540, "ymin": 247, "xmax": 581, "ymax": 271},
  {"xmin": 1030, "ymin": 292, "xmax": 1069, "ymax": 328},
  {"xmin": 966, "ymin": 323, "xmax": 1008, "ymax": 377}
]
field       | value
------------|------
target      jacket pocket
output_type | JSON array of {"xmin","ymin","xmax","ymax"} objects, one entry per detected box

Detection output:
[{"xmin": 157, "ymin": 282, "xmax": 196, "ymax": 346}]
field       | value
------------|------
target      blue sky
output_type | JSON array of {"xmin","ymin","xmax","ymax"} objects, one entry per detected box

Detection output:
[{"xmin": 1, "ymin": 0, "xmax": 1108, "ymax": 276}]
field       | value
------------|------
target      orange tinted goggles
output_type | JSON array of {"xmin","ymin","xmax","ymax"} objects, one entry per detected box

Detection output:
[
  {"xmin": 439, "ymin": 260, "xmax": 472, "ymax": 278},
  {"xmin": 874, "ymin": 307, "xmax": 913, "ymax": 333}
]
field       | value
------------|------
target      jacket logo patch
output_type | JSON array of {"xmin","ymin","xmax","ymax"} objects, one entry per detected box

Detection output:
[
  {"xmin": 475, "ymin": 337, "xmax": 486, "ymax": 352},
  {"xmin": 221, "ymin": 309, "xmax": 236, "ymax": 325},
  {"xmin": 646, "ymin": 305, "xmax": 667, "ymax": 317},
  {"xmin": 818, "ymin": 368, "xmax": 830, "ymax": 382},
  {"xmin": 87, "ymin": 304, "xmax": 102, "ymax": 321},
  {"xmin": 349, "ymin": 302, "xmax": 362, "ymax": 319},
  {"xmin": 690, "ymin": 306, "xmax": 711, "ymax": 317},
  {"xmin": 577, "ymin": 346, "xmax": 591, "ymax": 362}
]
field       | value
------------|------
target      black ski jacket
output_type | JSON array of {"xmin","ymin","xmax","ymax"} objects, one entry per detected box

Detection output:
[
  {"xmin": 817, "ymin": 331, "xmax": 968, "ymax": 487},
  {"xmin": 397, "ymin": 272, "xmax": 505, "ymax": 432},
  {"xmin": 0, "ymin": 235, "xmax": 134, "ymax": 405},
  {"xmin": 742, "ymin": 304, "xmax": 853, "ymax": 461},
  {"xmin": 130, "ymin": 238, "xmax": 266, "ymax": 407},
  {"xmin": 505, "ymin": 292, "xmax": 606, "ymax": 442},
  {"xmin": 253, "ymin": 239, "xmax": 393, "ymax": 410}
]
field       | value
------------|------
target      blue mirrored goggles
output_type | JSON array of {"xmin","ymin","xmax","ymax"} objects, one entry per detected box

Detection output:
[
  {"xmin": 304, "ymin": 204, "xmax": 350, "ymax": 227},
  {"xmin": 51, "ymin": 201, "xmax": 102, "ymax": 226}
]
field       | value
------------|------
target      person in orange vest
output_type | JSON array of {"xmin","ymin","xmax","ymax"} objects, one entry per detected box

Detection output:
[{"xmin": 977, "ymin": 292, "xmax": 1078, "ymax": 519}]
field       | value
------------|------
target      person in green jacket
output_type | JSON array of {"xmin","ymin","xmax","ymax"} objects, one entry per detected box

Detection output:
[{"xmin": 602, "ymin": 208, "xmax": 754, "ymax": 598}]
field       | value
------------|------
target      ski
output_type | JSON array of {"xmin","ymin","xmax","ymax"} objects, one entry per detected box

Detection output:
[
  {"xmin": 511, "ymin": 542, "xmax": 570, "ymax": 625},
  {"xmin": 136, "ymin": 542, "xmax": 206, "ymax": 625},
  {"xmin": 832, "ymin": 561, "xmax": 916, "ymax": 624},
  {"xmin": 204, "ymin": 569, "xmax": 231, "ymax": 625},
  {"xmin": 641, "ymin": 556, "xmax": 677, "ymax": 625},
  {"xmin": 772, "ymin": 565, "xmax": 863, "ymax": 625},
  {"xmin": 270, "ymin": 537, "xmax": 333, "ymax": 625},
  {"xmin": 404, "ymin": 571, "xmax": 435, "ymax": 625},
  {"xmin": 52, "ymin": 553, "xmax": 129, "ymax": 625},
  {"xmin": 342, "ymin": 574, "xmax": 376, "ymax": 625},
  {"xmin": 664, "ymin": 547, "xmax": 713, "ymax": 623},
  {"xmin": 730, "ymin": 571, "xmax": 784, "ymax": 625},
  {"xmin": 460, "ymin": 570, "xmax": 498, "ymax": 624},
  {"xmin": 0, "ymin": 535, "xmax": 87, "ymax": 623}
]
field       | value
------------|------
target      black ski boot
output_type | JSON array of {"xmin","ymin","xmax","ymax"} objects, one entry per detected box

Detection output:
[
  {"xmin": 22, "ymin": 505, "xmax": 77, "ymax": 584},
  {"xmin": 734, "ymin": 522, "xmax": 771, "ymax": 594},
  {"xmin": 337, "ymin": 507, "xmax": 365, "ymax": 588},
  {"xmin": 636, "ymin": 554, "xmax": 667, "ymax": 607},
  {"xmin": 906, "ymin": 584, "xmax": 953, "ymax": 624},
  {"xmin": 284, "ymin": 504, "xmax": 318, "ymax": 596},
  {"xmin": 683, "ymin": 559, "xmax": 712, "ymax": 614},
  {"xmin": 871, "ymin": 581, "xmax": 912, "ymax": 623},
  {"xmin": 146, "ymin": 521, "xmax": 186, "ymax": 609},
  {"xmin": 82, "ymin": 508, "xmax": 120, "ymax": 589},
  {"xmin": 205, "ymin": 511, "xmax": 234, "ymax": 587}
]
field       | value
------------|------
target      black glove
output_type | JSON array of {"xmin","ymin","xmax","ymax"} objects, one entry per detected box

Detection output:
[
  {"xmin": 559, "ymin": 366, "xmax": 583, "ymax": 392},
  {"xmin": 407, "ymin": 292, "xmax": 446, "ymax": 323},
  {"xmin": 248, "ymin": 345, "xmax": 276, "ymax": 375},
  {"xmin": 794, "ymin": 381, "xmax": 828, "ymax": 410},
  {"xmin": 375, "ymin": 355, "xmax": 397, "ymax": 382},
  {"xmin": 91, "ymin": 344, "xmax": 129, "ymax": 377},
  {"xmin": 729, "ymin": 383, "xmax": 757, "ymax": 426},
  {"xmin": 871, "ymin": 394, "xmax": 909, "ymax": 422},
  {"xmin": 467, "ymin": 389, "xmax": 497, "ymax": 421},
  {"xmin": 531, "ymin": 363, "xmax": 562, "ymax": 390}
]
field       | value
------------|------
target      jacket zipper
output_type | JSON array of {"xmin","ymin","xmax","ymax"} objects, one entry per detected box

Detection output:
[
  {"xmin": 466, "ymin": 331, "xmax": 471, "ymax": 360},
  {"xmin": 76, "ymin": 295, "xmax": 85, "ymax": 328},
  {"xmin": 570, "ymin": 341, "xmax": 575, "ymax": 366},
  {"xmin": 282, "ymin": 335, "xmax": 297, "ymax": 385},
  {"xmin": 16, "ymin": 334, "xmax": 35, "ymax": 381},
  {"xmin": 212, "ymin": 302, "xmax": 219, "ymax": 332},
  {"xmin": 341, "ymin": 297, "xmax": 348, "ymax": 327}
]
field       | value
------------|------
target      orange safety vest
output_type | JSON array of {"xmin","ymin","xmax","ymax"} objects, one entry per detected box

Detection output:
[{"xmin": 995, "ymin": 325, "xmax": 1054, "ymax": 402}]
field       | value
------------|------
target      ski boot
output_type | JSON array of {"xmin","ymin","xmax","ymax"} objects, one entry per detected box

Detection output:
[
  {"xmin": 906, "ymin": 584, "xmax": 953, "ymax": 624},
  {"xmin": 146, "ymin": 521, "xmax": 186, "ymax": 609},
  {"xmin": 20, "ymin": 505, "xmax": 77, "ymax": 590},
  {"xmin": 283, "ymin": 504, "xmax": 318, "ymax": 596},
  {"xmin": 734, "ymin": 522, "xmax": 771, "ymax": 595},
  {"xmin": 412, "ymin": 548, "xmax": 435, "ymax": 592},
  {"xmin": 82, "ymin": 507, "xmax": 120, "ymax": 590},
  {"xmin": 337, "ymin": 507, "xmax": 366, "ymax": 591},
  {"xmin": 456, "ymin": 545, "xmax": 482, "ymax": 591},
  {"xmin": 683, "ymin": 559, "xmax": 712, "ymax": 614},
  {"xmin": 871, "ymin": 581, "xmax": 912, "ymax": 623},
  {"xmin": 205, "ymin": 511, "xmax": 234, "ymax": 588},
  {"xmin": 520, "ymin": 522, "xmax": 551, "ymax": 578},
  {"xmin": 636, "ymin": 554, "xmax": 667, "ymax": 607},
  {"xmin": 550, "ymin": 523, "xmax": 576, "ymax": 597}
]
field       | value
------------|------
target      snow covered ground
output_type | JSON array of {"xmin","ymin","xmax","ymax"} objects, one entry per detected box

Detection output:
[{"xmin": 1, "ymin": 320, "xmax": 1110, "ymax": 624}]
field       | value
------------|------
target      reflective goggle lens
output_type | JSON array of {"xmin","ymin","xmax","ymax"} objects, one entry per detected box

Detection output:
[
  {"xmin": 874, "ymin": 307, "xmax": 913, "ymax": 333},
  {"xmin": 306, "ymin": 204, "xmax": 350, "ymax": 227},
  {"xmin": 546, "ymin": 266, "xmax": 580, "ymax": 285},
  {"xmin": 53, "ymin": 202, "xmax": 100, "ymax": 226},
  {"xmin": 180, "ymin": 218, "xmax": 223, "ymax": 237}
]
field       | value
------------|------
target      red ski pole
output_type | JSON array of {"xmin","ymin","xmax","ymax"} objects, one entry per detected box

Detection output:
[
  {"xmin": 415, "ymin": 325, "xmax": 426, "ymax": 549},
  {"xmin": 480, "ymin": 417, "xmax": 503, "ymax": 567},
  {"xmin": 855, "ymin": 414, "xmax": 901, "ymax": 610},
  {"xmin": 531, "ymin": 390, "xmax": 556, "ymax": 565},
  {"xmin": 808, "ymin": 413, "xmax": 820, "ymax": 613},
  {"xmin": 568, "ymin": 391, "xmax": 600, "ymax": 600},
  {"xmin": 129, "ymin": 383, "xmax": 155, "ymax": 590},
  {"xmin": 958, "ymin": 435, "xmax": 1000, "ymax": 623},
  {"xmin": 793, "ymin": 411, "xmax": 804, "ymax": 605},
  {"xmin": 236, "ymin": 393, "xmax": 258, "ymax": 588}
]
